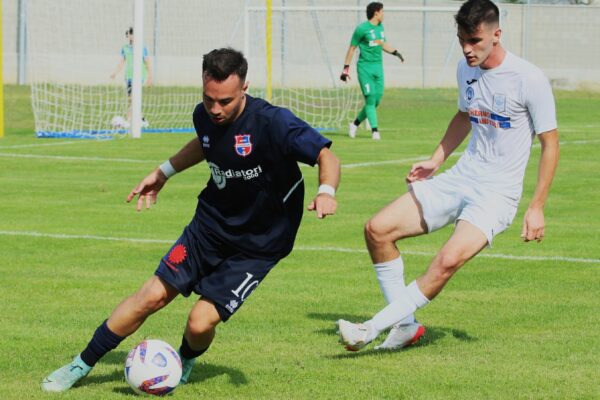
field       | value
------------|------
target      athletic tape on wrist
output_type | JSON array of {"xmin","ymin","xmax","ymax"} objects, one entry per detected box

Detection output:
[
  {"xmin": 317, "ymin": 184, "xmax": 336, "ymax": 197},
  {"xmin": 159, "ymin": 160, "xmax": 177, "ymax": 178}
]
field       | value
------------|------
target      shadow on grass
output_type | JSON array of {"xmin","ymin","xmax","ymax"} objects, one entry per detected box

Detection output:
[
  {"xmin": 307, "ymin": 312, "xmax": 372, "ymax": 323},
  {"xmin": 308, "ymin": 312, "xmax": 375, "ymax": 336},
  {"xmin": 326, "ymin": 325, "xmax": 478, "ymax": 359},
  {"xmin": 307, "ymin": 313, "xmax": 478, "ymax": 359},
  {"xmin": 186, "ymin": 362, "xmax": 248, "ymax": 386},
  {"xmin": 111, "ymin": 362, "xmax": 248, "ymax": 395},
  {"xmin": 71, "ymin": 350, "xmax": 248, "ymax": 393}
]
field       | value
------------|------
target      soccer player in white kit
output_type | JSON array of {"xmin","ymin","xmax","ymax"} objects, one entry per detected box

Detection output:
[{"xmin": 337, "ymin": 0, "xmax": 560, "ymax": 351}]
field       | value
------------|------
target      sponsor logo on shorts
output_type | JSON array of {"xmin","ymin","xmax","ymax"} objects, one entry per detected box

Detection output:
[
  {"xmin": 163, "ymin": 244, "xmax": 187, "ymax": 272},
  {"xmin": 225, "ymin": 299, "xmax": 239, "ymax": 313}
]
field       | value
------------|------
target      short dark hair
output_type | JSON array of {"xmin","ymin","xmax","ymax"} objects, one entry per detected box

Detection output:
[
  {"xmin": 455, "ymin": 0, "xmax": 499, "ymax": 34},
  {"xmin": 126, "ymin": 27, "xmax": 133, "ymax": 36},
  {"xmin": 202, "ymin": 48, "xmax": 248, "ymax": 82},
  {"xmin": 366, "ymin": 2, "xmax": 383, "ymax": 20}
]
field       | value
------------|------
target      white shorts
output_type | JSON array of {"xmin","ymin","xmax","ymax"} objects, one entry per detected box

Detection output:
[{"xmin": 410, "ymin": 170, "xmax": 518, "ymax": 245}]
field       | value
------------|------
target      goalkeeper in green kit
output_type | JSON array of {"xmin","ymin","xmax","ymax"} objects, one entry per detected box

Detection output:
[{"xmin": 340, "ymin": 2, "xmax": 404, "ymax": 140}]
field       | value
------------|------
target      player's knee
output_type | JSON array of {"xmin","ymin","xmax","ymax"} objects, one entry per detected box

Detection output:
[
  {"xmin": 136, "ymin": 292, "xmax": 170, "ymax": 314},
  {"xmin": 364, "ymin": 218, "xmax": 388, "ymax": 246},
  {"xmin": 432, "ymin": 251, "xmax": 465, "ymax": 280},
  {"xmin": 186, "ymin": 314, "xmax": 218, "ymax": 337},
  {"xmin": 131, "ymin": 283, "xmax": 172, "ymax": 314}
]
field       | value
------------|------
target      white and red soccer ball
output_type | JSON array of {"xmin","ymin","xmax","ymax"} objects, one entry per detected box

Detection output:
[{"xmin": 125, "ymin": 339, "xmax": 182, "ymax": 396}]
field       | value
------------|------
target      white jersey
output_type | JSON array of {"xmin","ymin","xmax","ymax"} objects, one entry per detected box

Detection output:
[{"xmin": 453, "ymin": 51, "xmax": 557, "ymax": 202}]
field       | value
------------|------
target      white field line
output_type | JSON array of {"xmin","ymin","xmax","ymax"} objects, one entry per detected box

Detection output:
[
  {"xmin": 0, "ymin": 152, "xmax": 158, "ymax": 163},
  {"xmin": 0, "ymin": 230, "xmax": 598, "ymax": 265},
  {"xmin": 342, "ymin": 156, "xmax": 431, "ymax": 169},
  {"xmin": 0, "ymin": 139, "xmax": 595, "ymax": 169},
  {"xmin": 298, "ymin": 246, "xmax": 600, "ymax": 264},
  {"xmin": 0, "ymin": 140, "xmax": 82, "ymax": 149}
]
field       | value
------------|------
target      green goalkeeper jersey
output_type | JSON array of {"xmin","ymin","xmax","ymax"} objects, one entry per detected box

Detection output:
[
  {"xmin": 350, "ymin": 21, "xmax": 386, "ymax": 64},
  {"xmin": 121, "ymin": 44, "xmax": 148, "ymax": 81}
]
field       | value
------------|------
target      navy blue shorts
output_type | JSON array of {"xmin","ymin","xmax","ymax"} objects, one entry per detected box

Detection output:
[{"xmin": 155, "ymin": 222, "xmax": 280, "ymax": 322}]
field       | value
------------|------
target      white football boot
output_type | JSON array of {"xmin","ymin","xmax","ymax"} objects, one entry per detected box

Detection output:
[
  {"xmin": 371, "ymin": 131, "xmax": 381, "ymax": 140},
  {"xmin": 374, "ymin": 322, "xmax": 425, "ymax": 350},
  {"xmin": 348, "ymin": 123, "xmax": 358, "ymax": 138},
  {"xmin": 41, "ymin": 355, "xmax": 92, "ymax": 392},
  {"xmin": 337, "ymin": 319, "xmax": 374, "ymax": 351}
]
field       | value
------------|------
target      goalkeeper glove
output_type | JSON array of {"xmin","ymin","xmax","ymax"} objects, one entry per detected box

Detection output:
[
  {"xmin": 392, "ymin": 50, "xmax": 404, "ymax": 63},
  {"xmin": 340, "ymin": 65, "xmax": 350, "ymax": 82}
]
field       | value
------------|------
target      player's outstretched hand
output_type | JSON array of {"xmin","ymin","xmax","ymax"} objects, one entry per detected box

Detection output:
[
  {"xmin": 307, "ymin": 194, "xmax": 337, "ymax": 219},
  {"xmin": 126, "ymin": 169, "xmax": 168, "ymax": 212},
  {"xmin": 340, "ymin": 65, "xmax": 351, "ymax": 82},
  {"xmin": 521, "ymin": 206, "xmax": 545, "ymax": 242},
  {"xmin": 406, "ymin": 159, "xmax": 439, "ymax": 183}
]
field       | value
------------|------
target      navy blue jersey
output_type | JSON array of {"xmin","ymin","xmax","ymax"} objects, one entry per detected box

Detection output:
[{"xmin": 192, "ymin": 95, "xmax": 331, "ymax": 258}]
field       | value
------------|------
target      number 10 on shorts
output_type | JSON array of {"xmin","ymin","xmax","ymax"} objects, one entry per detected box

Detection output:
[{"xmin": 231, "ymin": 273, "xmax": 259, "ymax": 301}]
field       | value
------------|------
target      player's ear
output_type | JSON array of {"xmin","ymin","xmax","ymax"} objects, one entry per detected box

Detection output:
[
  {"xmin": 242, "ymin": 81, "xmax": 249, "ymax": 93},
  {"xmin": 493, "ymin": 28, "xmax": 502, "ymax": 45}
]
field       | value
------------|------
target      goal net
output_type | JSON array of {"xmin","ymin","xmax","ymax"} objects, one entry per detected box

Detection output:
[
  {"xmin": 26, "ymin": 0, "xmax": 363, "ymax": 139},
  {"xmin": 243, "ymin": 5, "xmax": 363, "ymax": 131}
]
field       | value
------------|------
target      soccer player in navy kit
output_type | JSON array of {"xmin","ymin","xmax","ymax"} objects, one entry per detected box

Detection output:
[{"xmin": 42, "ymin": 48, "xmax": 340, "ymax": 392}]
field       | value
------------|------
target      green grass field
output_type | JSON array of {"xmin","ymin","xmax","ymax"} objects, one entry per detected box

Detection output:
[{"xmin": 1, "ymin": 84, "xmax": 600, "ymax": 399}]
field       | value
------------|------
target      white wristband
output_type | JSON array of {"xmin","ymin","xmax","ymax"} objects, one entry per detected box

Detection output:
[
  {"xmin": 159, "ymin": 160, "xmax": 177, "ymax": 179},
  {"xmin": 317, "ymin": 184, "xmax": 336, "ymax": 197}
]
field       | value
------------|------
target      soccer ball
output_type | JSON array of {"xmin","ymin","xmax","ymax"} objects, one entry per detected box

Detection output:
[
  {"xmin": 124, "ymin": 339, "xmax": 182, "ymax": 396},
  {"xmin": 111, "ymin": 115, "xmax": 126, "ymax": 128},
  {"xmin": 111, "ymin": 115, "xmax": 131, "ymax": 129}
]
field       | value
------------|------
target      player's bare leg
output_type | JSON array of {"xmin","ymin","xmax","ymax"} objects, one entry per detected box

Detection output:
[
  {"xmin": 107, "ymin": 276, "xmax": 180, "ymax": 336},
  {"xmin": 368, "ymin": 192, "xmax": 427, "ymax": 349},
  {"xmin": 338, "ymin": 192, "xmax": 428, "ymax": 351},
  {"xmin": 416, "ymin": 220, "xmax": 488, "ymax": 300},
  {"xmin": 340, "ymin": 220, "xmax": 489, "ymax": 351},
  {"xmin": 179, "ymin": 298, "xmax": 222, "ymax": 384},
  {"xmin": 365, "ymin": 191, "xmax": 428, "ymax": 263},
  {"xmin": 339, "ymin": 198, "xmax": 489, "ymax": 351},
  {"xmin": 41, "ymin": 277, "xmax": 178, "ymax": 392}
]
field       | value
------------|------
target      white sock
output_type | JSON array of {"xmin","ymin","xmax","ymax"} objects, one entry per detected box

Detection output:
[
  {"xmin": 368, "ymin": 281, "xmax": 430, "ymax": 333},
  {"xmin": 373, "ymin": 257, "xmax": 415, "ymax": 325}
]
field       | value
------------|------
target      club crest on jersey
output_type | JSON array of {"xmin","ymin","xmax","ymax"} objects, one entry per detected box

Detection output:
[
  {"xmin": 466, "ymin": 86, "xmax": 475, "ymax": 103},
  {"xmin": 234, "ymin": 134, "xmax": 252, "ymax": 157},
  {"xmin": 493, "ymin": 93, "xmax": 506, "ymax": 113}
]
